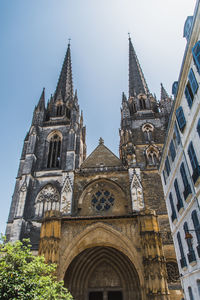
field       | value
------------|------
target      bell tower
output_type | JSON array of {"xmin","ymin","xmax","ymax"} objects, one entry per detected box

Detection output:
[{"xmin": 6, "ymin": 43, "xmax": 86, "ymax": 248}]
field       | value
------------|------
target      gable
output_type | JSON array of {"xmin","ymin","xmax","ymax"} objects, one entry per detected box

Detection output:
[{"xmin": 81, "ymin": 143, "xmax": 122, "ymax": 169}]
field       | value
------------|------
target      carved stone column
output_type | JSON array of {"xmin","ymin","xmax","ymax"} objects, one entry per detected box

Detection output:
[
  {"xmin": 139, "ymin": 209, "xmax": 170, "ymax": 300},
  {"xmin": 39, "ymin": 210, "xmax": 61, "ymax": 264}
]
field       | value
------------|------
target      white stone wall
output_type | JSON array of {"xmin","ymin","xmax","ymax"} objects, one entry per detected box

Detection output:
[{"xmin": 159, "ymin": 1, "xmax": 200, "ymax": 299}]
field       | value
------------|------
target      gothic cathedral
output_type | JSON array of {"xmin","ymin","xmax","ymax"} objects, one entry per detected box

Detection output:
[{"xmin": 6, "ymin": 39, "xmax": 182, "ymax": 300}]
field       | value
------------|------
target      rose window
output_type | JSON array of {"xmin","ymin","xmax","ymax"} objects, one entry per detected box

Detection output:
[{"xmin": 91, "ymin": 190, "xmax": 115, "ymax": 211}]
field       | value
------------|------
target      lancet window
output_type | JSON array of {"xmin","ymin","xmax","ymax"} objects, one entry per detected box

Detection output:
[
  {"xmin": 66, "ymin": 107, "xmax": 71, "ymax": 119},
  {"xmin": 35, "ymin": 184, "xmax": 60, "ymax": 217},
  {"xmin": 47, "ymin": 133, "xmax": 62, "ymax": 168},
  {"xmin": 142, "ymin": 123, "xmax": 154, "ymax": 142},
  {"xmin": 139, "ymin": 98, "xmax": 146, "ymax": 110},
  {"xmin": 56, "ymin": 105, "xmax": 63, "ymax": 116},
  {"xmin": 146, "ymin": 145, "xmax": 159, "ymax": 166}
]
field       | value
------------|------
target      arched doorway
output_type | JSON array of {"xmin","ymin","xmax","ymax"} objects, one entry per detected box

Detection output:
[{"xmin": 64, "ymin": 246, "xmax": 141, "ymax": 300}]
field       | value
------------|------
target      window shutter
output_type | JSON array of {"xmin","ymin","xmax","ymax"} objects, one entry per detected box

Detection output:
[
  {"xmin": 172, "ymin": 81, "xmax": 178, "ymax": 96},
  {"xmin": 169, "ymin": 192, "xmax": 177, "ymax": 221},
  {"xmin": 177, "ymin": 232, "xmax": 184, "ymax": 258},
  {"xmin": 174, "ymin": 179, "xmax": 183, "ymax": 210},
  {"xmin": 174, "ymin": 122, "xmax": 181, "ymax": 144},
  {"xmin": 188, "ymin": 68, "xmax": 198, "ymax": 94},
  {"xmin": 176, "ymin": 107, "xmax": 186, "ymax": 132},
  {"xmin": 192, "ymin": 210, "xmax": 200, "ymax": 243},
  {"xmin": 165, "ymin": 156, "xmax": 171, "ymax": 176},
  {"xmin": 170, "ymin": 140, "xmax": 176, "ymax": 161},
  {"xmin": 185, "ymin": 85, "xmax": 193, "ymax": 108},
  {"xmin": 192, "ymin": 41, "xmax": 200, "ymax": 73},
  {"xmin": 197, "ymin": 119, "xmax": 200, "ymax": 137},
  {"xmin": 180, "ymin": 162, "xmax": 189, "ymax": 188},
  {"xmin": 163, "ymin": 170, "xmax": 166, "ymax": 185},
  {"xmin": 188, "ymin": 142, "xmax": 198, "ymax": 171}
]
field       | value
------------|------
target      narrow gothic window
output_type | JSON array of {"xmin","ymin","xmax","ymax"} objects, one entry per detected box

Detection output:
[
  {"xmin": 140, "ymin": 98, "xmax": 146, "ymax": 110},
  {"xmin": 66, "ymin": 107, "xmax": 71, "ymax": 119},
  {"xmin": 142, "ymin": 123, "xmax": 154, "ymax": 142},
  {"xmin": 56, "ymin": 105, "xmax": 62, "ymax": 116},
  {"xmin": 47, "ymin": 134, "xmax": 61, "ymax": 168}
]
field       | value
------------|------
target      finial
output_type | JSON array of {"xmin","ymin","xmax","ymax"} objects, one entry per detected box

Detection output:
[
  {"xmin": 128, "ymin": 32, "xmax": 131, "ymax": 39},
  {"xmin": 68, "ymin": 38, "xmax": 71, "ymax": 45},
  {"xmin": 99, "ymin": 137, "xmax": 104, "ymax": 145}
]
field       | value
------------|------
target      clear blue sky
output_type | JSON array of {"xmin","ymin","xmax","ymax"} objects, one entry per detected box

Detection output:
[{"xmin": 0, "ymin": 0, "xmax": 196, "ymax": 234}]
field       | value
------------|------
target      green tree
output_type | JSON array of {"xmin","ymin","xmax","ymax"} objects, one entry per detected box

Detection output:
[{"xmin": 0, "ymin": 238, "xmax": 72, "ymax": 300}]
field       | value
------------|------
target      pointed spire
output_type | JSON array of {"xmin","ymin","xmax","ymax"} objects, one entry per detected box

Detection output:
[
  {"xmin": 129, "ymin": 36, "xmax": 149, "ymax": 97},
  {"xmin": 80, "ymin": 110, "xmax": 83, "ymax": 126},
  {"xmin": 54, "ymin": 42, "xmax": 73, "ymax": 101},
  {"xmin": 37, "ymin": 88, "xmax": 45, "ymax": 110},
  {"xmin": 160, "ymin": 83, "xmax": 169, "ymax": 100},
  {"xmin": 122, "ymin": 92, "xmax": 127, "ymax": 103}
]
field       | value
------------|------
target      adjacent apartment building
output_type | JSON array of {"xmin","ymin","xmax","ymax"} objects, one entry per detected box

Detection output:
[{"xmin": 159, "ymin": 1, "xmax": 200, "ymax": 299}]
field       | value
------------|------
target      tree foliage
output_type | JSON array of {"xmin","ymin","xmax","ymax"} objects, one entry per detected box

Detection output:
[{"xmin": 0, "ymin": 238, "xmax": 72, "ymax": 300}]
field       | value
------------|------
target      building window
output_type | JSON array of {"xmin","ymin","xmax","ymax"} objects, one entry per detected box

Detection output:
[
  {"xmin": 170, "ymin": 140, "xmax": 176, "ymax": 162},
  {"xmin": 66, "ymin": 107, "xmax": 71, "ymax": 119},
  {"xmin": 183, "ymin": 16, "xmax": 193, "ymax": 41},
  {"xmin": 174, "ymin": 179, "xmax": 183, "ymax": 212},
  {"xmin": 191, "ymin": 210, "xmax": 200, "ymax": 245},
  {"xmin": 139, "ymin": 98, "xmax": 146, "ymax": 110},
  {"xmin": 169, "ymin": 193, "xmax": 177, "ymax": 222},
  {"xmin": 185, "ymin": 69, "xmax": 198, "ymax": 108},
  {"xmin": 142, "ymin": 123, "xmax": 154, "ymax": 142},
  {"xmin": 197, "ymin": 119, "xmax": 200, "ymax": 137},
  {"xmin": 174, "ymin": 122, "xmax": 181, "ymax": 145},
  {"xmin": 188, "ymin": 286, "xmax": 194, "ymax": 300},
  {"xmin": 163, "ymin": 170, "xmax": 166, "ymax": 185},
  {"xmin": 197, "ymin": 280, "xmax": 200, "ymax": 297},
  {"xmin": 56, "ymin": 105, "xmax": 62, "ymax": 116},
  {"xmin": 188, "ymin": 141, "xmax": 200, "ymax": 184},
  {"xmin": 47, "ymin": 134, "xmax": 61, "ymax": 168},
  {"xmin": 176, "ymin": 107, "xmax": 186, "ymax": 132},
  {"xmin": 177, "ymin": 232, "xmax": 187, "ymax": 268},
  {"xmin": 183, "ymin": 222, "xmax": 196, "ymax": 264},
  {"xmin": 180, "ymin": 162, "xmax": 191, "ymax": 200},
  {"xmin": 35, "ymin": 184, "xmax": 60, "ymax": 217},
  {"xmin": 165, "ymin": 156, "xmax": 171, "ymax": 176},
  {"xmin": 172, "ymin": 81, "xmax": 178, "ymax": 96},
  {"xmin": 192, "ymin": 40, "xmax": 200, "ymax": 74}
]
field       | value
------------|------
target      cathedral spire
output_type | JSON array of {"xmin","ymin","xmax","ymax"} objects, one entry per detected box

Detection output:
[
  {"xmin": 54, "ymin": 42, "xmax": 73, "ymax": 101},
  {"xmin": 129, "ymin": 36, "xmax": 149, "ymax": 97},
  {"xmin": 160, "ymin": 83, "xmax": 169, "ymax": 100},
  {"xmin": 36, "ymin": 88, "xmax": 45, "ymax": 110}
]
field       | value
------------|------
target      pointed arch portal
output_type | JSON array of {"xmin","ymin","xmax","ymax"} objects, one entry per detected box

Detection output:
[{"xmin": 64, "ymin": 246, "xmax": 141, "ymax": 300}]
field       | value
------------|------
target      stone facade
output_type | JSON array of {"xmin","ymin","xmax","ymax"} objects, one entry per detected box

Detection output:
[{"xmin": 7, "ymin": 38, "xmax": 183, "ymax": 299}]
